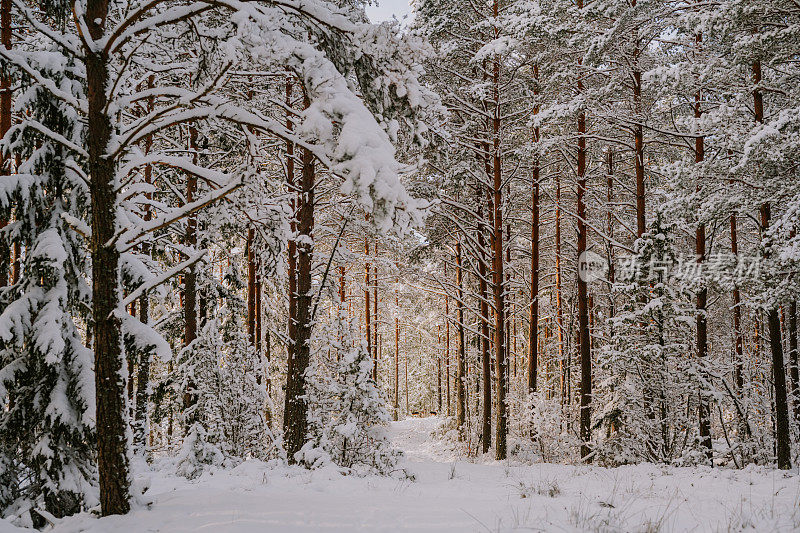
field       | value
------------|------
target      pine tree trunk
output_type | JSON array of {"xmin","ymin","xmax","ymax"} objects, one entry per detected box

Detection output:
[
  {"xmin": 133, "ymin": 75, "xmax": 154, "ymax": 453},
  {"xmin": 761, "ymin": 204, "xmax": 792, "ymax": 469},
  {"xmin": 184, "ymin": 128, "xmax": 198, "ymax": 351},
  {"xmin": 694, "ymin": 80, "xmax": 712, "ymax": 457},
  {"xmin": 477, "ymin": 200, "xmax": 492, "ymax": 453},
  {"xmin": 789, "ymin": 302, "xmax": 799, "ymax": 429},
  {"xmin": 730, "ymin": 214, "xmax": 746, "ymax": 428},
  {"xmin": 373, "ymin": 256, "xmax": 379, "ymax": 379},
  {"xmin": 445, "ymin": 295, "xmax": 451, "ymax": 415},
  {"xmin": 528, "ymin": 64, "xmax": 540, "ymax": 395},
  {"xmin": 181, "ymin": 128, "xmax": 198, "ymax": 419},
  {"xmin": 455, "ymin": 239, "xmax": 467, "ymax": 435},
  {"xmin": 247, "ymin": 228, "xmax": 257, "ymax": 346},
  {"xmin": 606, "ymin": 151, "xmax": 615, "ymax": 325},
  {"xmin": 284, "ymin": 110, "xmax": 315, "ymax": 462},
  {"xmin": 284, "ymin": 78, "xmax": 298, "ymax": 432},
  {"xmin": 0, "ymin": 0, "xmax": 11, "ymax": 287},
  {"xmin": 437, "ymin": 331, "xmax": 443, "ymax": 413},
  {"xmin": 365, "ymin": 236, "xmax": 372, "ymax": 379},
  {"xmin": 632, "ymin": 25, "xmax": 646, "ymax": 239},
  {"xmin": 752, "ymin": 60, "xmax": 790, "ymax": 469},
  {"xmin": 405, "ymin": 349, "xmax": 409, "ymax": 414},
  {"xmin": 490, "ymin": 0, "xmax": 508, "ymax": 459},
  {"xmin": 555, "ymin": 172, "xmax": 565, "ymax": 401},
  {"xmin": 394, "ymin": 282, "xmax": 400, "ymax": 421},
  {"xmin": 256, "ymin": 275, "xmax": 262, "ymax": 355},
  {"xmin": 86, "ymin": 0, "xmax": 130, "ymax": 514},
  {"xmin": 576, "ymin": 97, "xmax": 591, "ymax": 461}
]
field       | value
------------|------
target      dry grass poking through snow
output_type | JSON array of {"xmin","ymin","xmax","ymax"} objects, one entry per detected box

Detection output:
[{"xmin": 2, "ymin": 417, "xmax": 798, "ymax": 533}]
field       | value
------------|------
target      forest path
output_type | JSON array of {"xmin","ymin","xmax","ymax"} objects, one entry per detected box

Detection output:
[
  {"xmin": 388, "ymin": 416, "xmax": 457, "ymax": 462},
  {"xmin": 12, "ymin": 418, "xmax": 799, "ymax": 533}
]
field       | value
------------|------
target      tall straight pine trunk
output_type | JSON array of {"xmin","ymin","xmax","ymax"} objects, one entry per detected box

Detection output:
[
  {"xmin": 789, "ymin": 302, "xmax": 800, "ymax": 428},
  {"xmin": 490, "ymin": 0, "xmax": 508, "ymax": 460},
  {"xmin": 455, "ymin": 239, "xmax": 467, "ymax": 435},
  {"xmin": 283, "ymin": 78, "xmax": 298, "ymax": 438},
  {"xmin": 576, "ymin": 72, "xmax": 591, "ymax": 460},
  {"xmin": 365, "ymin": 236, "xmax": 373, "ymax": 379},
  {"xmin": 394, "ymin": 277, "xmax": 400, "ymax": 421},
  {"xmin": 528, "ymin": 64, "xmax": 540, "ymax": 395},
  {"xmin": 694, "ymin": 58, "xmax": 712, "ymax": 454},
  {"xmin": 85, "ymin": 0, "xmax": 130, "ymax": 514},
  {"xmin": 477, "ymin": 199, "xmax": 492, "ymax": 452},
  {"xmin": 730, "ymin": 213, "xmax": 747, "ymax": 436},
  {"xmin": 445, "ymin": 295, "xmax": 451, "ymax": 415},
  {"xmin": 134, "ymin": 75, "xmax": 155, "ymax": 452},
  {"xmin": 0, "ymin": 0, "xmax": 10, "ymax": 287},
  {"xmin": 753, "ymin": 60, "xmax": 791, "ymax": 469},
  {"xmin": 284, "ymin": 95, "xmax": 315, "ymax": 461}
]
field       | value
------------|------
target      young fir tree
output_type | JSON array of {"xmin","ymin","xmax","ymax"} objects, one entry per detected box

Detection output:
[
  {"xmin": 0, "ymin": 40, "xmax": 97, "ymax": 524},
  {"xmin": 174, "ymin": 258, "xmax": 278, "ymax": 479},
  {"xmin": 597, "ymin": 213, "xmax": 700, "ymax": 465},
  {"xmin": 299, "ymin": 306, "xmax": 401, "ymax": 475}
]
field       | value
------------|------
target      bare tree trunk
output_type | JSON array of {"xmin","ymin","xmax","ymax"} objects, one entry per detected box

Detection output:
[
  {"xmin": 477, "ymin": 200, "xmax": 492, "ymax": 453},
  {"xmin": 134, "ymin": 75, "xmax": 154, "ymax": 454},
  {"xmin": 576, "ymin": 84, "xmax": 591, "ymax": 460},
  {"xmin": 455, "ymin": 239, "xmax": 467, "ymax": 435},
  {"xmin": 694, "ymin": 74, "xmax": 712, "ymax": 457},
  {"xmin": 528, "ymin": 64, "xmax": 540, "ymax": 395},
  {"xmin": 247, "ymin": 228, "xmax": 257, "ymax": 345},
  {"xmin": 446, "ymin": 295, "xmax": 451, "ymax": 415},
  {"xmin": 365, "ymin": 236, "xmax": 373, "ymax": 379},
  {"xmin": 284, "ymin": 94, "xmax": 315, "ymax": 462},
  {"xmin": 490, "ymin": 0, "xmax": 508, "ymax": 460},
  {"xmin": 373, "ymin": 252, "xmax": 379, "ymax": 379},
  {"xmin": 394, "ymin": 278, "xmax": 400, "ymax": 421},
  {"xmin": 284, "ymin": 78, "xmax": 298, "ymax": 433},
  {"xmin": 86, "ymin": 0, "xmax": 130, "ymax": 514},
  {"xmin": 555, "ymin": 172, "xmax": 565, "ymax": 401},
  {"xmin": 0, "ymin": 0, "xmax": 11, "ymax": 287},
  {"xmin": 752, "ymin": 60, "xmax": 790, "ymax": 469},
  {"xmin": 730, "ymin": 214, "xmax": 747, "ymax": 435}
]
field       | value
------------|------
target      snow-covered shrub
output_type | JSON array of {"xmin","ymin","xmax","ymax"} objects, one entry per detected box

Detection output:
[
  {"xmin": 172, "ymin": 281, "xmax": 280, "ymax": 479},
  {"xmin": 175, "ymin": 423, "xmax": 227, "ymax": 480},
  {"xmin": 523, "ymin": 394, "xmax": 581, "ymax": 464},
  {"xmin": 299, "ymin": 309, "xmax": 402, "ymax": 475},
  {"xmin": 594, "ymin": 215, "xmax": 702, "ymax": 465}
]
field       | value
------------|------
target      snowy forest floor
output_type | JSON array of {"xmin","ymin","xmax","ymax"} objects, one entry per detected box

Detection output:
[{"xmin": 3, "ymin": 417, "xmax": 800, "ymax": 532}]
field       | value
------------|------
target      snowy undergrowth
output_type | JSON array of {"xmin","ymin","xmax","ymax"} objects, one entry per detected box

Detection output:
[{"xmin": 2, "ymin": 417, "xmax": 799, "ymax": 533}]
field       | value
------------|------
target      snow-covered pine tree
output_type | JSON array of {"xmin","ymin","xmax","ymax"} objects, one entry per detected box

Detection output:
[
  {"xmin": 597, "ymin": 213, "xmax": 699, "ymax": 465},
  {"xmin": 174, "ymin": 254, "xmax": 279, "ymax": 479},
  {"xmin": 0, "ymin": 31, "xmax": 97, "ymax": 524},
  {"xmin": 300, "ymin": 306, "xmax": 401, "ymax": 475}
]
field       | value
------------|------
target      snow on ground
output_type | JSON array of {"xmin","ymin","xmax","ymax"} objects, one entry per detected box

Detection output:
[{"xmin": 3, "ymin": 417, "xmax": 800, "ymax": 532}]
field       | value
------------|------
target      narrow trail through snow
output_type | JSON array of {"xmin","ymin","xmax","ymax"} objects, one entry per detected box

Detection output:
[
  {"xmin": 5, "ymin": 417, "xmax": 798, "ymax": 533},
  {"xmin": 388, "ymin": 416, "xmax": 455, "ymax": 462}
]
